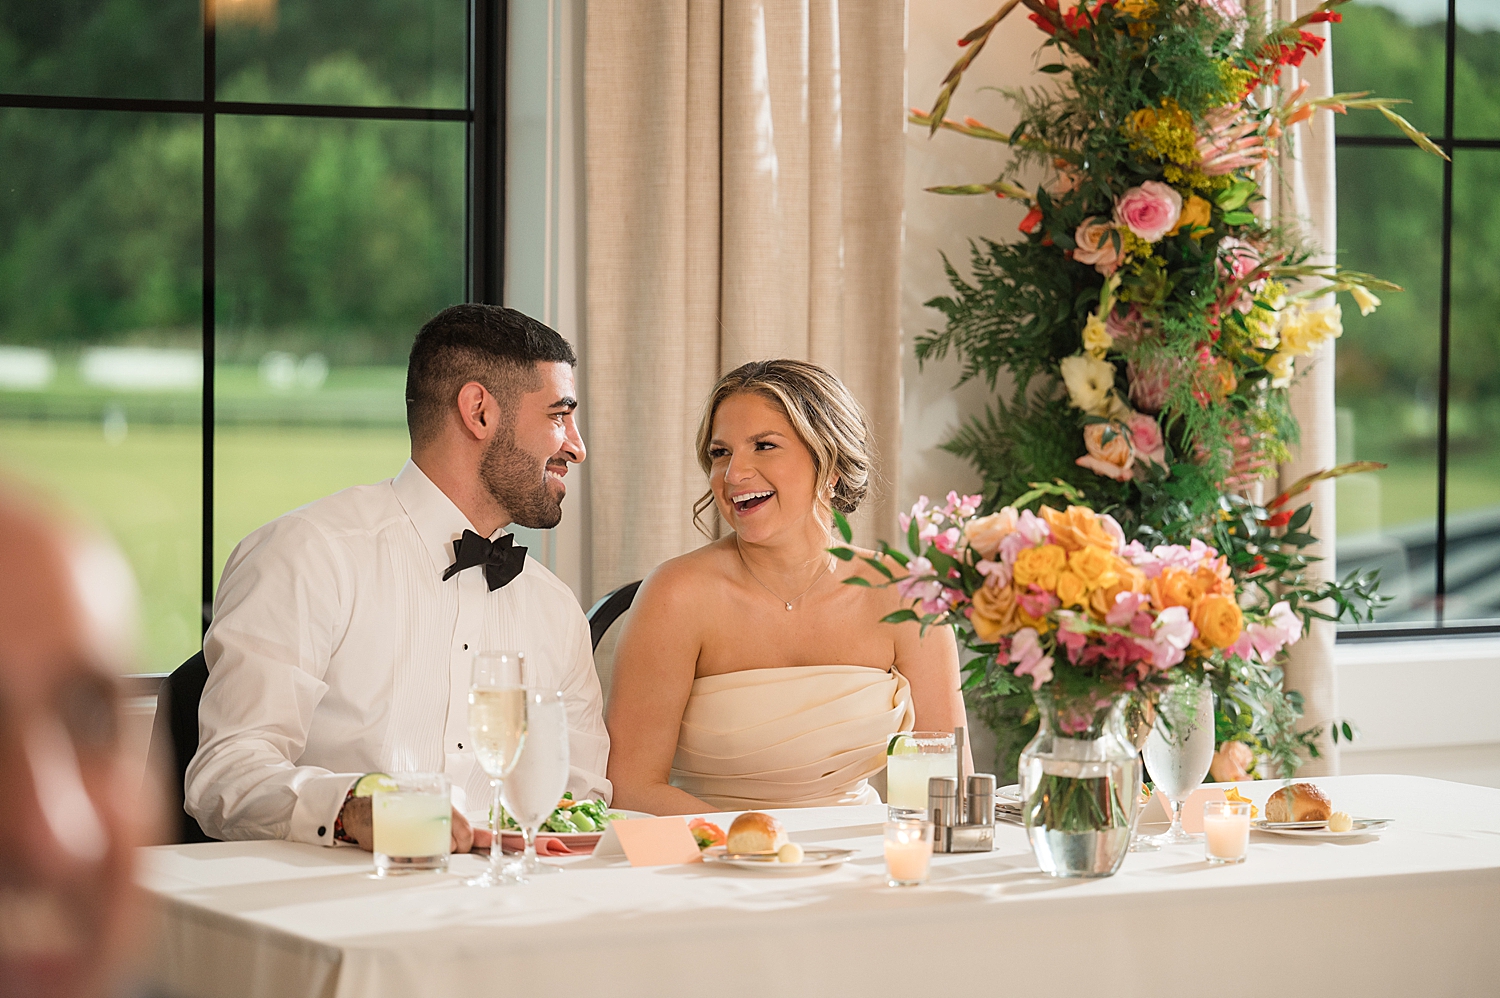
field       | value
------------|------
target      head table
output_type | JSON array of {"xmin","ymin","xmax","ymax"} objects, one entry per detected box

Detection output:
[{"xmin": 141, "ymin": 775, "xmax": 1500, "ymax": 998}]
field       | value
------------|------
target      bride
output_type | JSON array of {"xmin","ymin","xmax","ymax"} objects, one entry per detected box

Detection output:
[{"xmin": 605, "ymin": 359, "xmax": 968, "ymax": 815}]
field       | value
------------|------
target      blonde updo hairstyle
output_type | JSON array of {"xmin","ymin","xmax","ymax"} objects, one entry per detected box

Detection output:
[{"xmin": 693, "ymin": 359, "xmax": 873, "ymax": 537}]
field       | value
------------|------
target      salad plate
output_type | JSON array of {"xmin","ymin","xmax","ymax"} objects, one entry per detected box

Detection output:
[
  {"xmin": 1250, "ymin": 818, "xmax": 1391, "ymax": 839},
  {"xmin": 702, "ymin": 845, "xmax": 854, "ymax": 873}
]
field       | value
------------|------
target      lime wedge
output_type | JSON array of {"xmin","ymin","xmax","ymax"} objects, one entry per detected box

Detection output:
[
  {"xmin": 353, "ymin": 773, "xmax": 398, "ymax": 797},
  {"xmin": 887, "ymin": 734, "xmax": 918, "ymax": 756}
]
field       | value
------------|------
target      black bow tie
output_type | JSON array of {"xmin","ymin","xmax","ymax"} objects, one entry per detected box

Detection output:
[{"xmin": 441, "ymin": 529, "xmax": 528, "ymax": 591}]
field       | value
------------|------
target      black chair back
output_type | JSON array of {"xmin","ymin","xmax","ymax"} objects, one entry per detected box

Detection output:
[
  {"xmin": 587, "ymin": 580, "xmax": 641, "ymax": 651},
  {"xmin": 144, "ymin": 651, "xmax": 216, "ymax": 844}
]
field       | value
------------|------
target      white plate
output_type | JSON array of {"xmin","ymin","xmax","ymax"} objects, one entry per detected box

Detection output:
[
  {"xmin": 1251, "ymin": 818, "xmax": 1391, "ymax": 839},
  {"xmin": 702, "ymin": 845, "xmax": 854, "ymax": 872},
  {"xmin": 996, "ymin": 784, "xmax": 1022, "ymax": 803}
]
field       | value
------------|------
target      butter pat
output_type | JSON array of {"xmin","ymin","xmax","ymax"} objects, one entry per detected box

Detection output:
[
  {"xmin": 1328, "ymin": 811, "xmax": 1353, "ymax": 833},
  {"xmin": 777, "ymin": 842, "xmax": 804, "ymax": 864}
]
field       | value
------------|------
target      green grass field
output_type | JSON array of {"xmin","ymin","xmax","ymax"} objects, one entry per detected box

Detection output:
[{"xmin": 0, "ymin": 421, "xmax": 409, "ymax": 672}]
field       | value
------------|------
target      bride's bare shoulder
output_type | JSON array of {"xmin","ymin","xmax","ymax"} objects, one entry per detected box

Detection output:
[{"xmin": 633, "ymin": 538, "xmax": 737, "ymax": 609}]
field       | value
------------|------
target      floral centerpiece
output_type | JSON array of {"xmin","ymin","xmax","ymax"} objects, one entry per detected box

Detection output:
[
  {"xmin": 832, "ymin": 477, "xmax": 1372, "ymax": 875},
  {"xmin": 900, "ymin": 0, "xmax": 1438, "ymax": 777}
]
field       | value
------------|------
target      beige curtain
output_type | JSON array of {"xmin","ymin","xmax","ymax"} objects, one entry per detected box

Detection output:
[
  {"xmin": 583, "ymin": 0, "xmax": 907, "ymax": 601},
  {"xmin": 1269, "ymin": 1, "xmax": 1339, "ymax": 775}
]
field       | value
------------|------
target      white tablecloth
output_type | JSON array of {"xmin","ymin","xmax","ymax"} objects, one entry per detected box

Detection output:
[{"xmin": 141, "ymin": 775, "xmax": 1500, "ymax": 998}]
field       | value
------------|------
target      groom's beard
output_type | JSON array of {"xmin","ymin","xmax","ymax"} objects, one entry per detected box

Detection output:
[{"xmin": 480, "ymin": 432, "xmax": 563, "ymax": 530}]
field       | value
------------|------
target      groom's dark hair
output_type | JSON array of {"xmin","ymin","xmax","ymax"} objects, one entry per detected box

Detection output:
[{"xmin": 405, "ymin": 304, "xmax": 576, "ymax": 447}]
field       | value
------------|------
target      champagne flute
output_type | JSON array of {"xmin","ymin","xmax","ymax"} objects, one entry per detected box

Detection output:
[
  {"xmin": 466, "ymin": 650, "xmax": 527, "ymax": 888},
  {"xmin": 1139, "ymin": 675, "xmax": 1215, "ymax": 847},
  {"xmin": 499, "ymin": 690, "xmax": 570, "ymax": 880}
]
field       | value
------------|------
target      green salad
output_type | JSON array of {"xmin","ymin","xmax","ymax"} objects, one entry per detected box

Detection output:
[{"xmin": 494, "ymin": 793, "xmax": 623, "ymax": 833}]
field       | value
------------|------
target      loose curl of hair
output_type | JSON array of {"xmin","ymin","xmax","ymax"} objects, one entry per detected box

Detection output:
[{"xmin": 692, "ymin": 359, "xmax": 873, "ymax": 538}]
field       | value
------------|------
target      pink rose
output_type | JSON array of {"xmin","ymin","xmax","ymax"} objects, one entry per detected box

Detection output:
[
  {"xmin": 1218, "ymin": 237, "xmax": 1262, "ymax": 284},
  {"xmin": 1073, "ymin": 217, "xmax": 1121, "ymax": 276},
  {"xmin": 1076, "ymin": 422, "xmax": 1134, "ymax": 482},
  {"xmin": 1114, "ymin": 181, "xmax": 1183, "ymax": 243},
  {"xmin": 1125, "ymin": 412, "xmax": 1167, "ymax": 468}
]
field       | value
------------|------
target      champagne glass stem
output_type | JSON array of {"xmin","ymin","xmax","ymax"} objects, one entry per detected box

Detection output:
[
  {"xmin": 1168, "ymin": 797, "xmax": 1184, "ymax": 838},
  {"xmin": 489, "ymin": 778, "xmax": 503, "ymax": 881}
]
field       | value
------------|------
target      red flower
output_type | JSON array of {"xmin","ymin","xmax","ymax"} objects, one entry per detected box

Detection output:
[
  {"xmin": 1307, "ymin": 11, "xmax": 1342, "ymax": 23},
  {"xmin": 1019, "ymin": 206, "xmax": 1045, "ymax": 234},
  {"xmin": 1263, "ymin": 509, "xmax": 1294, "ymax": 528},
  {"xmin": 1250, "ymin": 554, "xmax": 1267, "ymax": 574},
  {"xmin": 1028, "ymin": 0, "xmax": 1061, "ymax": 34}
]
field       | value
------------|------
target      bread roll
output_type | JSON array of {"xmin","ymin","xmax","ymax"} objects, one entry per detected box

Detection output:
[
  {"xmin": 1264, "ymin": 783, "xmax": 1332, "ymax": 823},
  {"xmin": 726, "ymin": 812, "xmax": 789, "ymax": 854}
]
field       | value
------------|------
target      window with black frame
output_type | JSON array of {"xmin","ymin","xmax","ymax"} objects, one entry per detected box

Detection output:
[
  {"xmin": 1333, "ymin": 0, "xmax": 1500, "ymax": 636},
  {"xmin": 0, "ymin": 0, "xmax": 496, "ymax": 674}
]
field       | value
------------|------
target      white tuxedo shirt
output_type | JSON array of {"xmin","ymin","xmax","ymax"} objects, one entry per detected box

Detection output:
[{"xmin": 185, "ymin": 460, "xmax": 610, "ymax": 845}]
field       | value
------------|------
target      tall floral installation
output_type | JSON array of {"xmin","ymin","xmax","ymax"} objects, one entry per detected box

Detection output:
[{"xmin": 871, "ymin": 0, "xmax": 1445, "ymax": 810}]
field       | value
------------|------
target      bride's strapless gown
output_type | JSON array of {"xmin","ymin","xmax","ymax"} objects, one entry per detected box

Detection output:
[{"xmin": 670, "ymin": 664, "xmax": 916, "ymax": 810}]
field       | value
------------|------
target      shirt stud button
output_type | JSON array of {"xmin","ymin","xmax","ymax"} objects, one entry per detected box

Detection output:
[
  {"xmin": 318, "ymin": 826, "xmax": 327, "ymax": 837},
  {"xmin": 458, "ymin": 742, "xmax": 464, "ymax": 749},
  {"xmin": 463, "ymin": 643, "xmax": 469, "ymax": 650}
]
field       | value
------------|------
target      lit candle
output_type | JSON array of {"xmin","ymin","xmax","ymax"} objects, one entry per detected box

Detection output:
[
  {"xmin": 884, "ymin": 820, "xmax": 934, "ymax": 886},
  {"xmin": 1203, "ymin": 801, "xmax": 1251, "ymax": 864}
]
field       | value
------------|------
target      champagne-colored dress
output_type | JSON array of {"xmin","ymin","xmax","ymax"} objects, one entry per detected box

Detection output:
[{"xmin": 670, "ymin": 664, "xmax": 916, "ymax": 809}]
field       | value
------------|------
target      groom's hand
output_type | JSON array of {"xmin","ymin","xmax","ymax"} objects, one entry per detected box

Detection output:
[
  {"xmin": 450, "ymin": 808, "xmax": 475, "ymax": 853},
  {"xmin": 337, "ymin": 798, "xmax": 474, "ymax": 853}
]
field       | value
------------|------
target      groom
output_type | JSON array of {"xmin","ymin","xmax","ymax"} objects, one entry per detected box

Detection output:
[{"xmin": 186, "ymin": 304, "xmax": 610, "ymax": 848}]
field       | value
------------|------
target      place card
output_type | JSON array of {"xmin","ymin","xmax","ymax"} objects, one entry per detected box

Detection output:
[{"xmin": 595, "ymin": 817, "xmax": 703, "ymax": 867}]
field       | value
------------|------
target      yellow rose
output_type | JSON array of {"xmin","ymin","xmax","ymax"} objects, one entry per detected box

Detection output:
[
  {"xmin": 1055, "ymin": 570, "xmax": 1088, "ymax": 609},
  {"xmin": 1013, "ymin": 543, "xmax": 1068, "ymax": 592},
  {"xmin": 962, "ymin": 508, "xmax": 1016, "ymax": 560},
  {"xmin": 1167, "ymin": 194, "xmax": 1211, "ymax": 238},
  {"xmin": 1068, "ymin": 545, "xmax": 1122, "ymax": 592},
  {"xmin": 1150, "ymin": 566, "xmax": 1206, "ymax": 610},
  {"xmin": 970, "ymin": 582, "xmax": 1019, "ymax": 642},
  {"xmin": 1089, "ymin": 564, "xmax": 1148, "ymax": 619},
  {"xmin": 1191, "ymin": 593, "xmax": 1244, "ymax": 650},
  {"xmin": 1042, "ymin": 505, "xmax": 1120, "ymax": 553}
]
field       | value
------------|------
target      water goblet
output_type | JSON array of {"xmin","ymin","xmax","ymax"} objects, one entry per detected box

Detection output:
[
  {"xmin": 466, "ymin": 650, "xmax": 527, "ymax": 887},
  {"xmin": 499, "ymin": 689, "xmax": 571, "ymax": 880},
  {"xmin": 1138, "ymin": 675, "xmax": 1215, "ymax": 847}
]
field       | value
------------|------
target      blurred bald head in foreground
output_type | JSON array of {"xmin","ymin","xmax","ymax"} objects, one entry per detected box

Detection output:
[{"xmin": 0, "ymin": 486, "xmax": 153, "ymax": 998}]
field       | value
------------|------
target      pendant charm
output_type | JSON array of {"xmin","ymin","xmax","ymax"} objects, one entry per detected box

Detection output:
[{"xmin": 785, "ymin": 602, "xmax": 794, "ymax": 611}]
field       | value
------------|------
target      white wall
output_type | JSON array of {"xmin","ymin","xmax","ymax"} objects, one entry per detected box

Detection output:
[{"xmin": 900, "ymin": 0, "xmax": 1046, "ymax": 513}]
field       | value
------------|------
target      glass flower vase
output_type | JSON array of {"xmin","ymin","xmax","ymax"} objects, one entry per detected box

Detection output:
[{"xmin": 1019, "ymin": 688, "xmax": 1140, "ymax": 878}]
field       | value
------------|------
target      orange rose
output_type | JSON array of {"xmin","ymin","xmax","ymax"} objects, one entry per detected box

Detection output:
[
  {"xmin": 1191, "ymin": 593, "xmax": 1244, "ymax": 649},
  {"xmin": 1013, "ymin": 543, "xmax": 1068, "ymax": 591},
  {"xmin": 962, "ymin": 509, "xmax": 1017, "ymax": 560},
  {"xmin": 970, "ymin": 582, "xmax": 1020, "ymax": 641},
  {"xmin": 1208, "ymin": 741, "xmax": 1255, "ymax": 782},
  {"xmin": 1042, "ymin": 505, "xmax": 1120, "ymax": 553},
  {"xmin": 1150, "ymin": 566, "xmax": 1206, "ymax": 610},
  {"xmin": 1055, "ymin": 570, "xmax": 1088, "ymax": 609},
  {"xmin": 1076, "ymin": 423, "xmax": 1134, "ymax": 482},
  {"xmin": 1068, "ymin": 545, "xmax": 1122, "ymax": 591}
]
